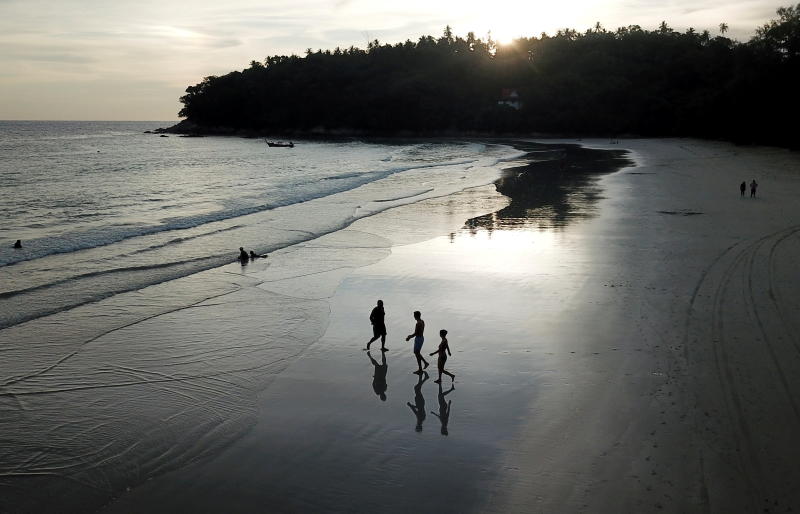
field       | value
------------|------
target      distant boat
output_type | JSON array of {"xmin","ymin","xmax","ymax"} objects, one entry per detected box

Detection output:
[{"xmin": 265, "ymin": 140, "xmax": 294, "ymax": 148}]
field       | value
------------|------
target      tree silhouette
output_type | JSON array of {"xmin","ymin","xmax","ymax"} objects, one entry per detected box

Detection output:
[{"xmin": 174, "ymin": 5, "xmax": 800, "ymax": 149}]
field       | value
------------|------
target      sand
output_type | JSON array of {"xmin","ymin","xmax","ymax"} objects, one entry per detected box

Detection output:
[{"xmin": 3, "ymin": 138, "xmax": 800, "ymax": 513}]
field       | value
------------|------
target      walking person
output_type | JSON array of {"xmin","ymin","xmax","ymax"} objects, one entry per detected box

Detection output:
[
  {"xmin": 405, "ymin": 311, "xmax": 429, "ymax": 373},
  {"xmin": 366, "ymin": 300, "xmax": 387, "ymax": 351},
  {"xmin": 429, "ymin": 329, "xmax": 455, "ymax": 383},
  {"xmin": 750, "ymin": 179, "xmax": 758, "ymax": 198},
  {"xmin": 740, "ymin": 181, "xmax": 746, "ymax": 197}
]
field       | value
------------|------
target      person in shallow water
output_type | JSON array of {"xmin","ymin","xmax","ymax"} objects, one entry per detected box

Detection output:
[
  {"xmin": 366, "ymin": 300, "xmax": 387, "ymax": 351},
  {"xmin": 13, "ymin": 240, "xmax": 22, "ymax": 249},
  {"xmin": 249, "ymin": 250, "xmax": 267, "ymax": 260},
  {"xmin": 429, "ymin": 329, "xmax": 455, "ymax": 383},
  {"xmin": 367, "ymin": 350, "xmax": 388, "ymax": 401},
  {"xmin": 431, "ymin": 381, "xmax": 454, "ymax": 436},
  {"xmin": 238, "ymin": 247, "xmax": 249, "ymax": 262},
  {"xmin": 407, "ymin": 370, "xmax": 429, "ymax": 432},
  {"xmin": 405, "ymin": 310, "xmax": 429, "ymax": 373},
  {"xmin": 750, "ymin": 179, "xmax": 758, "ymax": 198},
  {"xmin": 740, "ymin": 181, "xmax": 746, "ymax": 197}
]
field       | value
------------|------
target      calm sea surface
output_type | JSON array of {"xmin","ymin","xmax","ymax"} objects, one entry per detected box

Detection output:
[{"xmin": 0, "ymin": 121, "xmax": 520, "ymax": 328}]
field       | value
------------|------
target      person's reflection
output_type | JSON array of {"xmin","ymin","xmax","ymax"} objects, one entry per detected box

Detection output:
[
  {"xmin": 367, "ymin": 350, "xmax": 388, "ymax": 402},
  {"xmin": 407, "ymin": 371, "xmax": 429, "ymax": 432},
  {"xmin": 431, "ymin": 382, "xmax": 454, "ymax": 436}
]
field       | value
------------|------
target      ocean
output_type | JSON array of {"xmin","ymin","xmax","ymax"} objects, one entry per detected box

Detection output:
[{"xmin": 0, "ymin": 121, "xmax": 522, "ymax": 329}]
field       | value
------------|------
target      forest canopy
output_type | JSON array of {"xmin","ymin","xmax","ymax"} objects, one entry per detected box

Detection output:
[{"xmin": 177, "ymin": 5, "xmax": 800, "ymax": 147}]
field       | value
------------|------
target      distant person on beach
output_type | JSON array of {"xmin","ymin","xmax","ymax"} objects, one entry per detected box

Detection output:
[
  {"xmin": 366, "ymin": 300, "xmax": 387, "ymax": 351},
  {"xmin": 249, "ymin": 250, "xmax": 267, "ymax": 259},
  {"xmin": 431, "ymin": 382, "xmax": 454, "ymax": 436},
  {"xmin": 13, "ymin": 240, "xmax": 22, "ymax": 249},
  {"xmin": 750, "ymin": 179, "xmax": 758, "ymax": 198},
  {"xmin": 407, "ymin": 370, "xmax": 429, "ymax": 432},
  {"xmin": 429, "ymin": 329, "xmax": 455, "ymax": 383},
  {"xmin": 405, "ymin": 311, "xmax": 429, "ymax": 373},
  {"xmin": 367, "ymin": 350, "xmax": 388, "ymax": 401},
  {"xmin": 238, "ymin": 247, "xmax": 249, "ymax": 262},
  {"xmin": 740, "ymin": 181, "xmax": 746, "ymax": 197}
]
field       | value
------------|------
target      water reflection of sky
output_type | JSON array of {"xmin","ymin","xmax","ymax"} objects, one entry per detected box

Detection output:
[{"xmin": 466, "ymin": 142, "xmax": 631, "ymax": 232}]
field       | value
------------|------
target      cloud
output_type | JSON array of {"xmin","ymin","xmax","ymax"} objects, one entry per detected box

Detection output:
[{"xmin": 0, "ymin": 0, "xmax": 788, "ymax": 119}]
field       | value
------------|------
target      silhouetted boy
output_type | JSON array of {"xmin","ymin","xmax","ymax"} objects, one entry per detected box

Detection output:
[
  {"xmin": 406, "ymin": 310, "xmax": 429, "ymax": 373},
  {"xmin": 429, "ymin": 329, "xmax": 455, "ymax": 383},
  {"xmin": 740, "ymin": 181, "xmax": 746, "ymax": 197}
]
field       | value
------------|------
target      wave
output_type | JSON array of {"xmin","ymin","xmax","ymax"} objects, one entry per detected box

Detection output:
[{"xmin": 0, "ymin": 156, "xmax": 483, "ymax": 268}]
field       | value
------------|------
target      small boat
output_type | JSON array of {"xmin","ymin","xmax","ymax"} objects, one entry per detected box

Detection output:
[{"xmin": 265, "ymin": 140, "xmax": 294, "ymax": 148}]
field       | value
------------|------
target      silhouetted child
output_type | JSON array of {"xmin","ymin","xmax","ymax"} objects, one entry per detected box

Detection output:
[
  {"xmin": 238, "ymin": 247, "xmax": 249, "ymax": 262},
  {"xmin": 429, "ymin": 329, "xmax": 455, "ymax": 383},
  {"xmin": 750, "ymin": 179, "xmax": 758, "ymax": 198},
  {"xmin": 13, "ymin": 240, "xmax": 22, "ymax": 249},
  {"xmin": 740, "ymin": 181, "xmax": 746, "ymax": 197}
]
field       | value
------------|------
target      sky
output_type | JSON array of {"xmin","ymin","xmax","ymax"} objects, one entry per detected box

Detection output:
[{"xmin": 0, "ymin": 0, "xmax": 786, "ymax": 121}]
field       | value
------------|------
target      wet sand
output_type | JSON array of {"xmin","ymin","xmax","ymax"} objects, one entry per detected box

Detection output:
[{"xmin": 5, "ymin": 139, "xmax": 800, "ymax": 513}]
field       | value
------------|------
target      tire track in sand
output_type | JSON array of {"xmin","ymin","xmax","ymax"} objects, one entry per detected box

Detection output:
[{"xmin": 687, "ymin": 224, "xmax": 800, "ymax": 511}]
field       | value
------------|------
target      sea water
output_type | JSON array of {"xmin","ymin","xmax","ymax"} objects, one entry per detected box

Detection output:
[
  {"xmin": 0, "ymin": 121, "xmax": 525, "ymax": 511},
  {"xmin": 0, "ymin": 121, "xmax": 522, "ymax": 329}
]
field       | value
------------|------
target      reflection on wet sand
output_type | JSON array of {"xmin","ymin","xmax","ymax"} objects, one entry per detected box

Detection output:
[
  {"xmin": 407, "ymin": 371, "xmax": 429, "ymax": 432},
  {"xmin": 466, "ymin": 143, "xmax": 632, "ymax": 231},
  {"xmin": 431, "ymin": 382, "xmax": 454, "ymax": 436},
  {"xmin": 367, "ymin": 350, "xmax": 388, "ymax": 401}
]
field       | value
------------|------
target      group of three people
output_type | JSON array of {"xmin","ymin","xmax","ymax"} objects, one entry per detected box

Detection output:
[{"xmin": 367, "ymin": 300, "xmax": 455, "ymax": 383}]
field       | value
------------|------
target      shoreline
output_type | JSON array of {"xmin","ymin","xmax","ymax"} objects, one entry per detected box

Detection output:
[
  {"xmin": 5, "ymin": 138, "xmax": 800, "ymax": 512},
  {"xmin": 0, "ymin": 140, "xmax": 629, "ymax": 513}
]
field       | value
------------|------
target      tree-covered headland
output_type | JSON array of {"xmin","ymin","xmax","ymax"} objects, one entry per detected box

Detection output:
[{"xmin": 176, "ymin": 5, "xmax": 800, "ymax": 147}]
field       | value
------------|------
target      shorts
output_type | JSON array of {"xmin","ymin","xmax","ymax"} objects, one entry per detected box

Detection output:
[
  {"xmin": 372, "ymin": 324, "xmax": 386, "ymax": 337},
  {"xmin": 413, "ymin": 336, "xmax": 424, "ymax": 353}
]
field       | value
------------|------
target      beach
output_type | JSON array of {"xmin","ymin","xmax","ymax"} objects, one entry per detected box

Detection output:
[{"xmin": 3, "ymin": 137, "xmax": 800, "ymax": 513}]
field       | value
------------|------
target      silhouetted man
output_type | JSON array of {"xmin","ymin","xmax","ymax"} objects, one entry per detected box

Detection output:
[
  {"xmin": 238, "ymin": 247, "xmax": 249, "ymax": 263},
  {"xmin": 740, "ymin": 181, "xmax": 746, "ymax": 197},
  {"xmin": 750, "ymin": 179, "xmax": 758, "ymax": 198},
  {"xmin": 13, "ymin": 240, "xmax": 22, "ymax": 249},
  {"xmin": 367, "ymin": 350, "xmax": 388, "ymax": 401},
  {"xmin": 405, "ymin": 310, "xmax": 429, "ymax": 373},
  {"xmin": 366, "ymin": 300, "xmax": 387, "ymax": 351}
]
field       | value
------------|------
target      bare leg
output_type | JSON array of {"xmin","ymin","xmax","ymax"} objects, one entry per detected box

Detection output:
[
  {"xmin": 366, "ymin": 333, "xmax": 380, "ymax": 349},
  {"xmin": 380, "ymin": 334, "xmax": 387, "ymax": 351}
]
